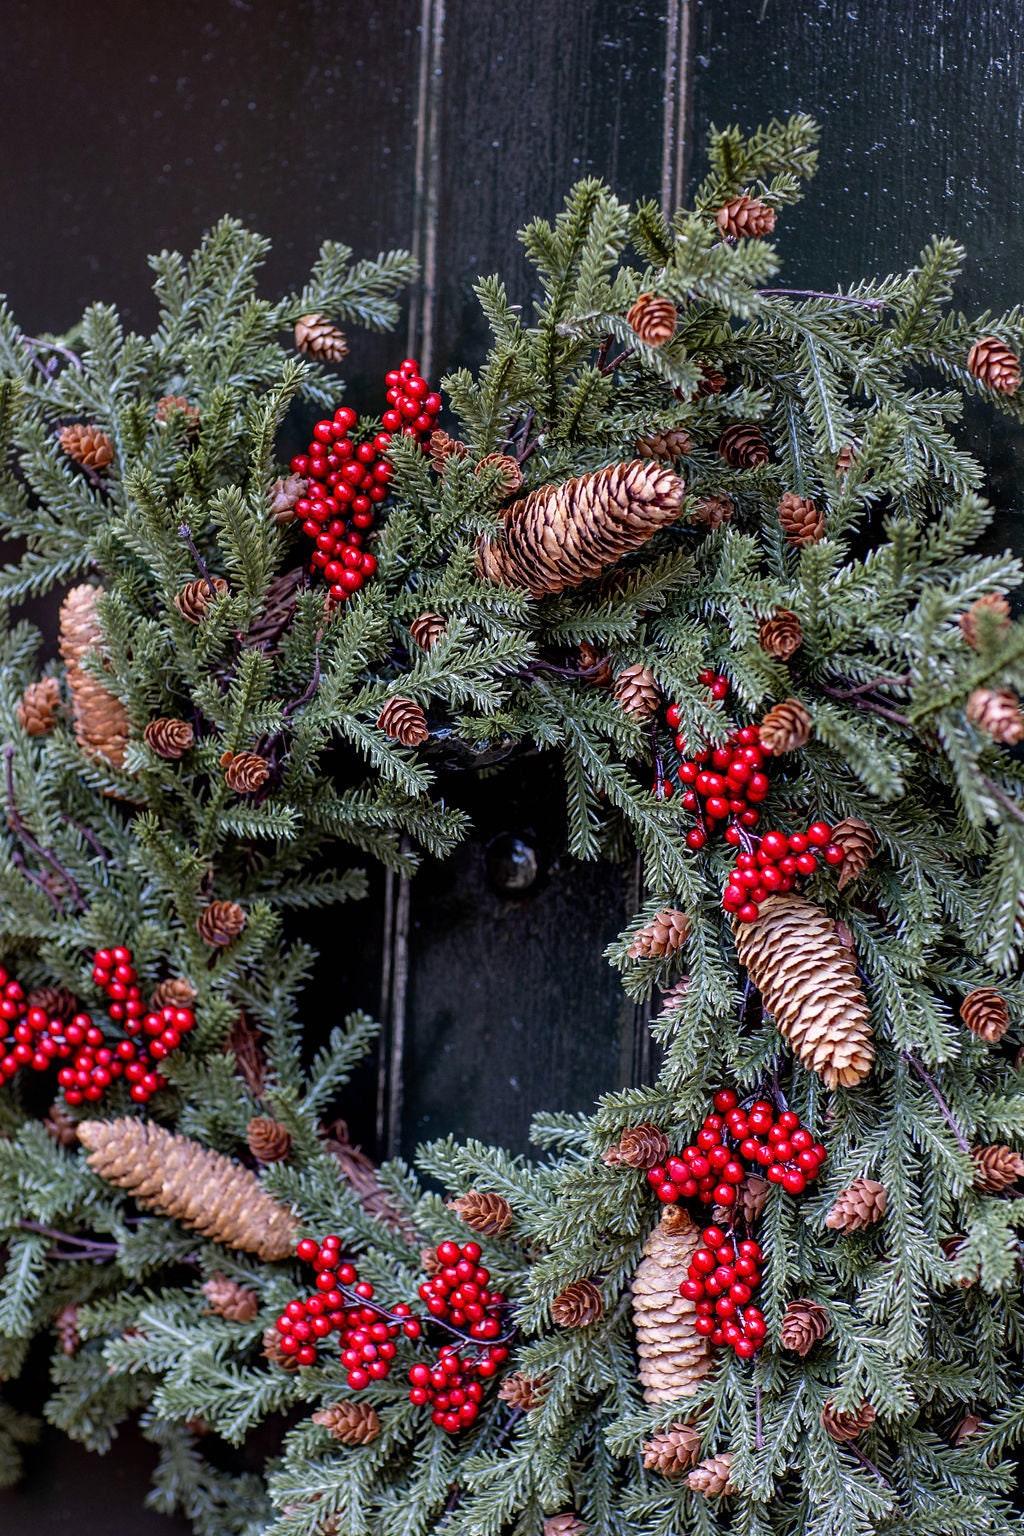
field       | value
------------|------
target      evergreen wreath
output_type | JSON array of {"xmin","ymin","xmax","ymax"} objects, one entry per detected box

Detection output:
[{"xmin": 1, "ymin": 114, "xmax": 1024, "ymax": 1536}]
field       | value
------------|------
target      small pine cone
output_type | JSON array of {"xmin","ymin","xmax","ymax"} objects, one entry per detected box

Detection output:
[
  {"xmin": 759, "ymin": 698, "xmax": 812, "ymax": 755},
  {"xmin": 201, "ymin": 1272, "xmax": 260, "ymax": 1322},
  {"xmin": 43, "ymin": 1100, "xmax": 81, "ymax": 1148},
  {"xmin": 960, "ymin": 592, "xmax": 1012, "ymax": 648},
  {"xmin": 637, "ymin": 427, "xmax": 692, "ymax": 462},
  {"xmin": 971, "ymin": 1144, "xmax": 1024, "ymax": 1192},
  {"xmin": 578, "ymin": 642, "xmax": 612, "ymax": 687},
  {"xmin": 551, "ymin": 1278, "xmax": 603, "ymax": 1328},
  {"xmin": 628, "ymin": 909, "xmax": 691, "ymax": 961},
  {"xmin": 222, "ymin": 750, "xmax": 271, "ymax": 794},
  {"xmin": 690, "ymin": 494, "xmax": 735, "ymax": 530},
  {"xmin": 968, "ymin": 335, "xmax": 1021, "ymax": 394},
  {"xmin": 627, "ymin": 293, "xmax": 678, "ymax": 347},
  {"xmin": 830, "ymin": 817, "xmax": 877, "ymax": 892},
  {"xmin": 657, "ymin": 978, "xmax": 690, "ymax": 1016},
  {"xmin": 78, "ymin": 1117, "xmax": 298, "ymax": 1260},
  {"xmin": 835, "ymin": 442, "xmax": 857, "ymax": 476},
  {"xmin": 960, "ymin": 987, "xmax": 1009, "ymax": 1044},
  {"xmin": 17, "ymin": 677, "xmax": 61, "ymax": 736},
  {"xmin": 268, "ymin": 473, "xmax": 308, "ymax": 525},
  {"xmin": 476, "ymin": 453, "xmax": 524, "ymax": 497},
  {"xmin": 632, "ymin": 1207, "xmax": 714, "ymax": 1402},
  {"xmin": 824, "ymin": 1177, "xmax": 888, "ymax": 1232},
  {"xmin": 758, "ymin": 610, "xmax": 803, "ymax": 660},
  {"xmin": 720, "ymin": 1173, "xmax": 769, "ymax": 1229},
  {"xmin": 605, "ymin": 1123, "xmax": 670, "ymax": 1170},
  {"xmin": 28, "ymin": 986, "xmax": 78, "ymax": 1024},
  {"xmin": 429, "ymin": 429, "xmax": 469, "ymax": 473},
  {"xmin": 247, "ymin": 1116, "xmax": 293, "ymax": 1163},
  {"xmin": 55, "ymin": 1303, "xmax": 81, "ymax": 1356},
  {"xmin": 821, "ymin": 1400, "xmax": 876, "ymax": 1442},
  {"xmin": 498, "ymin": 1372, "xmax": 548, "ymax": 1411},
  {"xmin": 263, "ymin": 1324, "xmax": 301, "ymax": 1370},
  {"xmin": 834, "ymin": 919, "xmax": 856, "ymax": 954},
  {"xmin": 778, "ymin": 491, "xmax": 825, "ymax": 547},
  {"xmin": 696, "ymin": 365, "xmax": 727, "ymax": 396},
  {"xmin": 58, "ymin": 585, "xmax": 131, "ymax": 770},
  {"xmin": 312, "ymin": 1401, "xmax": 381, "ymax": 1445},
  {"xmin": 687, "ymin": 1452, "xmax": 734, "ymax": 1498},
  {"xmin": 154, "ymin": 395, "xmax": 200, "ymax": 430},
  {"xmin": 447, "ymin": 1190, "xmax": 513, "ymax": 1236},
  {"xmin": 779, "ymin": 1298, "xmax": 830, "ymax": 1356},
  {"xmin": 175, "ymin": 577, "xmax": 229, "ymax": 624},
  {"xmin": 144, "ymin": 717, "xmax": 195, "ymax": 759},
  {"xmin": 58, "ymin": 422, "xmax": 114, "ymax": 470},
  {"xmin": 966, "ymin": 687, "xmax": 1024, "ymax": 745},
  {"xmin": 544, "ymin": 1516, "xmax": 586, "ymax": 1536},
  {"xmin": 410, "ymin": 612, "xmax": 447, "ymax": 651},
  {"xmin": 954, "ymin": 1414, "xmax": 983, "ymax": 1445},
  {"xmin": 940, "ymin": 1235, "xmax": 977, "ymax": 1288},
  {"xmin": 420, "ymin": 1245, "xmax": 443, "ymax": 1277},
  {"xmin": 716, "ymin": 194, "xmax": 776, "ymax": 238},
  {"xmin": 377, "ymin": 696, "xmax": 430, "ymax": 746},
  {"xmin": 614, "ymin": 663, "xmax": 660, "ymax": 720},
  {"xmin": 150, "ymin": 977, "xmax": 197, "ymax": 1012},
  {"xmin": 642, "ymin": 1422, "xmax": 701, "ymax": 1477},
  {"xmin": 294, "ymin": 313, "xmax": 349, "ymax": 362},
  {"xmin": 718, "ymin": 423, "xmax": 770, "ymax": 468},
  {"xmin": 196, "ymin": 900, "xmax": 247, "ymax": 947}
]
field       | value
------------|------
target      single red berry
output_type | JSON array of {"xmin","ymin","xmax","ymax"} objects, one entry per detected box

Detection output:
[{"xmin": 823, "ymin": 843, "xmax": 846, "ymax": 865}]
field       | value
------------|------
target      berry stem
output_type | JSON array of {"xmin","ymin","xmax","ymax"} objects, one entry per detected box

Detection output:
[{"xmin": 330, "ymin": 1277, "xmax": 516, "ymax": 1354}]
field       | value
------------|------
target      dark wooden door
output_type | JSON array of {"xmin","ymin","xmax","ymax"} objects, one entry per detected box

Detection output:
[{"xmin": 3, "ymin": 0, "xmax": 1023, "ymax": 1526}]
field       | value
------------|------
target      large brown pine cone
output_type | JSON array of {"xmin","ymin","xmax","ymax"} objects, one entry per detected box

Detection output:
[
  {"xmin": 960, "ymin": 987, "xmax": 1009, "ymax": 1043},
  {"xmin": 686, "ymin": 1451, "xmax": 734, "ymax": 1497},
  {"xmin": 17, "ymin": 677, "xmax": 61, "ymax": 736},
  {"xmin": 758, "ymin": 611, "xmax": 803, "ymax": 660},
  {"xmin": 544, "ymin": 1516, "xmax": 586, "ymax": 1536},
  {"xmin": 475, "ymin": 453, "xmax": 524, "ymax": 497},
  {"xmin": 175, "ymin": 577, "xmax": 229, "ymax": 623},
  {"xmin": 247, "ymin": 1116, "xmax": 293, "ymax": 1163},
  {"xmin": 43, "ymin": 1100, "xmax": 81, "ymax": 1147},
  {"xmin": 409, "ymin": 612, "xmax": 447, "ymax": 651},
  {"xmin": 58, "ymin": 422, "xmax": 114, "ymax": 469},
  {"xmin": 377, "ymin": 696, "xmax": 430, "ymax": 746},
  {"xmin": 690, "ymin": 494, "xmax": 735, "ymax": 530},
  {"xmin": 830, "ymin": 817, "xmax": 877, "ymax": 891},
  {"xmin": 604, "ymin": 1123, "xmax": 670, "ymax": 1170},
  {"xmin": 551, "ymin": 1279, "xmax": 603, "ymax": 1328},
  {"xmin": 428, "ymin": 430, "xmax": 469, "ymax": 472},
  {"xmin": 824, "ymin": 1177, "xmax": 887, "ymax": 1231},
  {"xmin": 150, "ymin": 977, "xmax": 197, "ymax": 1012},
  {"xmin": 778, "ymin": 491, "xmax": 825, "ymax": 546},
  {"xmin": 967, "ymin": 336, "xmax": 1021, "ymax": 394},
  {"xmin": 144, "ymin": 717, "xmax": 195, "ymax": 759},
  {"xmin": 312, "ymin": 1401, "xmax": 381, "ymax": 1445},
  {"xmin": 759, "ymin": 698, "xmax": 812, "ymax": 754},
  {"xmin": 960, "ymin": 592, "xmax": 1012, "ymax": 648},
  {"xmin": 718, "ymin": 423, "xmax": 770, "ymax": 468},
  {"xmin": 821, "ymin": 1400, "xmax": 876, "ymax": 1442},
  {"xmin": 498, "ymin": 1372, "xmax": 548, "ymax": 1411},
  {"xmin": 294, "ymin": 314, "xmax": 349, "ymax": 362},
  {"xmin": 716, "ymin": 194, "xmax": 776, "ymax": 238},
  {"xmin": 631, "ymin": 1207, "xmax": 714, "ymax": 1402},
  {"xmin": 154, "ymin": 394, "xmax": 200, "ymax": 430},
  {"xmin": 972, "ymin": 1144, "xmax": 1024, "ymax": 1191},
  {"xmin": 642, "ymin": 1423, "xmax": 701, "ymax": 1477},
  {"xmin": 628, "ymin": 909, "xmax": 691, "ymax": 960},
  {"xmin": 614, "ymin": 663, "xmax": 660, "ymax": 719},
  {"xmin": 779, "ymin": 1298, "xmax": 830, "ymax": 1356},
  {"xmin": 263, "ymin": 1324, "xmax": 301, "ymax": 1370},
  {"xmin": 447, "ymin": 1190, "xmax": 513, "ymax": 1236},
  {"xmin": 626, "ymin": 293, "xmax": 678, "ymax": 347},
  {"xmin": 966, "ymin": 687, "xmax": 1024, "ymax": 744},
  {"xmin": 58, "ymin": 584, "xmax": 131, "ymax": 770},
  {"xmin": 196, "ymin": 900, "xmax": 247, "ymax": 947},
  {"xmin": 637, "ymin": 427, "xmax": 692, "ymax": 462},
  {"xmin": 201, "ymin": 1272, "xmax": 260, "ymax": 1322},
  {"xmin": 268, "ymin": 473, "xmax": 309, "ymax": 525},
  {"xmin": 29, "ymin": 986, "xmax": 79, "ymax": 1024},
  {"xmin": 222, "ymin": 750, "xmax": 271, "ymax": 794}
]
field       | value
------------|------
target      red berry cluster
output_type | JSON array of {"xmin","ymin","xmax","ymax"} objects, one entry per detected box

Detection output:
[
  {"xmin": 275, "ymin": 1235, "xmax": 419, "ymax": 1377},
  {"xmin": 680, "ymin": 1225, "xmax": 766, "ymax": 1358},
  {"xmin": 290, "ymin": 358, "xmax": 440, "ymax": 604},
  {"xmin": 669, "ymin": 715, "xmax": 769, "ymax": 851},
  {"xmin": 411, "ymin": 1238, "xmax": 509, "ymax": 1434},
  {"xmin": 723, "ymin": 822, "xmax": 846, "ymax": 923},
  {"xmin": 647, "ymin": 1088, "xmax": 827, "ymax": 1204}
]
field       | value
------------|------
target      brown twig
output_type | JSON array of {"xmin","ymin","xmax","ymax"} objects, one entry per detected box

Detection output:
[
  {"xmin": 598, "ymin": 345, "xmax": 635, "ymax": 376},
  {"xmin": 818, "ymin": 684, "xmax": 911, "ymax": 727},
  {"xmin": 905, "ymin": 1054, "xmax": 971, "ymax": 1156},
  {"xmin": 60, "ymin": 814, "xmax": 112, "ymax": 862},
  {"xmin": 756, "ymin": 289, "xmax": 886, "ymax": 311},
  {"xmin": 848, "ymin": 1442, "xmax": 890, "ymax": 1485},
  {"xmin": 821, "ymin": 673, "xmax": 911, "ymax": 699},
  {"xmin": 22, "ymin": 336, "xmax": 84, "ymax": 377},
  {"xmin": 4, "ymin": 746, "xmax": 85, "ymax": 910},
  {"xmin": 178, "ymin": 523, "xmax": 217, "ymax": 598},
  {"xmin": 978, "ymin": 774, "xmax": 1024, "ymax": 828}
]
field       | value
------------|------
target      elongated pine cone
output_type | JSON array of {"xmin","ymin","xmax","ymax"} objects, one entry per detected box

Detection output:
[
  {"xmin": 476, "ymin": 453, "xmax": 524, "ymax": 497},
  {"xmin": 779, "ymin": 1298, "xmax": 830, "ymax": 1356},
  {"xmin": 830, "ymin": 817, "xmax": 876, "ymax": 891},
  {"xmin": 716, "ymin": 193, "xmax": 776, "ymax": 238},
  {"xmin": 629, "ymin": 909, "xmax": 691, "ymax": 961},
  {"xmin": 222, "ymin": 750, "xmax": 271, "ymax": 794},
  {"xmin": 631, "ymin": 1207, "xmax": 714, "ymax": 1403},
  {"xmin": 17, "ymin": 677, "xmax": 61, "ymax": 736},
  {"xmin": 551, "ymin": 1278, "xmax": 603, "ymax": 1328},
  {"xmin": 758, "ymin": 610, "xmax": 803, "ymax": 660},
  {"xmin": 409, "ymin": 611, "xmax": 447, "ymax": 651},
  {"xmin": 960, "ymin": 987, "xmax": 1009, "ymax": 1044},
  {"xmin": 312, "ymin": 1401, "xmax": 381, "ymax": 1445},
  {"xmin": 201, "ymin": 1272, "xmax": 260, "ymax": 1322},
  {"xmin": 55, "ymin": 1303, "xmax": 81, "ymax": 1356},
  {"xmin": 263, "ymin": 1323, "xmax": 301, "ymax": 1369},
  {"xmin": 476, "ymin": 461, "xmax": 684, "ymax": 597},
  {"xmin": 29, "ymin": 986, "xmax": 78, "ymax": 1024},
  {"xmin": 960, "ymin": 592, "xmax": 1012, "ymax": 648},
  {"xmin": 544, "ymin": 1516, "xmax": 586, "ymax": 1536},
  {"xmin": 966, "ymin": 687, "xmax": 1024, "ymax": 745},
  {"xmin": 718, "ymin": 423, "xmax": 770, "ymax": 468},
  {"xmin": 578, "ymin": 641, "xmax": 613, "ymax": 686},
  {"xmin": 58, "ymin": 585, "xmax": 131, "ymax": 769},
  {"xmin": 498, "ymin": 1372, "xmax": 548, "ymax": 1411},
  {"xmin": 778, "ymin": 491, "xmax": 825, "ymax": 547},
  {"xmin": 377, "ymin": 696, "xmax": 429, "ymax": 746},
  {"xmin": 59, "ymin": 422, "xmax": 114, "ymax": 470},
  {"xmin": 604, "ymin": 1123, "xmax": 670, "ymax": 1170},
  {"xmin": 429, "ymin": 429, "xmax": 469, "ymax": 472},
  {"xmin": 150, "ymin": 977, "xmax": 197, "ymax": 1012},
  {"xmin": 196, "ymin": 900, "xmax": 247, "ymax": 947},
  {"xmin": 968, "ymin": 336, "xmax": 1020, "ymax": 394},
  {"xmin": 637, "ymin": 427, "xmax": 692, "ymax": 462},
  {"xmin": 627, "ymin": 293, "xmax": 678, "ymax": 347},
  {"xmin": 972, "ymin": 1144, "xmax": 1024, "ymax": 1191},
  {"xmin": 733, "ymin": 893, "xmax": 874, "ymax": 1088},
  {"xmin": 77, "ymin": 1118, "xmax": 298, "ymax": 1260},
  {"xmin": 269, "ymin": 473, "xmax": 308, "ymax": 525},
  {"xmin": 247, "ymin": 1116, "xmax": 293, "ymax": 1163},
  {"xmin": 447, "ymin": 1189, "xmax": 513, "ymax": 1236},
  {"xmin": 759, "ymin": 698, "xmax": 812, "ymax": 754},
  {"xmin": 175, "ymin": 577, "xmax": 229, "ymax": 623},
  {"xmin": 294, "ymin": 313, "xmax": 348, "ymax": 362},
  {"xmin": 643, "ymin": 1423, "xmax": 701, "ymax": 1477},
  {"xmin": 690, "ymin": 493, "xmax": 734, "ymax": 530},
  {"xmin": 614, "ymin": 663, "xmax": 660, "ymax": 720},
  {"xmin": 687, "ymin": 1451, "xmax": 734, "ymax": 1497},
  {"xmin": 824, "ymin": 1177, "xmax": 887, "ymax": 1231},
  {"xmin": 155, "ymin": 394, "xmax": 200, "ymax": 429},
  {"xmin": 44, "ymin": 1100, "xmax": 81, "ymax": 1147},
  {"xmin": 822, "ymin": 1400, "xmax": 876, "ymax": 1442},
  {"xmin": 144, "ymin": 717, "xmax": 195, "ymax": 759}
]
